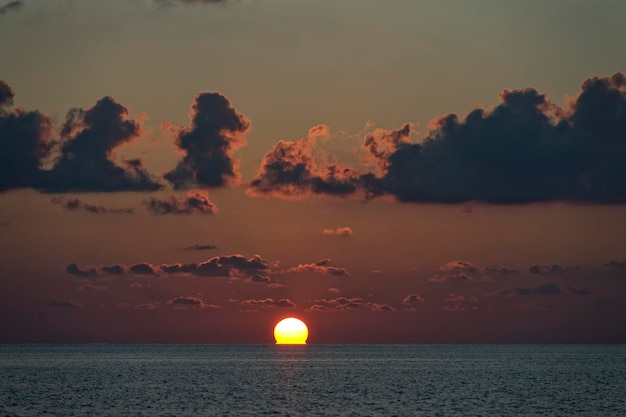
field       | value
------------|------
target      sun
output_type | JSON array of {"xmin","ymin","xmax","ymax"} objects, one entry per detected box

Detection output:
[{"xmin": 274, "ymin": 317, "xmax": 309, "ymax": 344}]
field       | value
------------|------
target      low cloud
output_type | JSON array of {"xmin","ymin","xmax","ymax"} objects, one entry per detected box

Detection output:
[
  {"xmin": 51, "ymin": 197, "xmax": 133, "ymax": 214},
  {"xmin": 143, "ymin": 190, "xmax": 217, "ymax": 215},
  {"xmin": 528, "ymin": 265, "xmax": 567, "ymax": 276},
  {"xmin": 240, "ymin": 298, "xmax": 296, "ymax": 309},
  {"xmin": 402, "ymin": 294, "xmax": 425, "ymax": 304},
  {"xmin": 66, "ymin": 263, "xmax": 98, "ymax": 277},
  {"xmin": 129, "ymin": 262, "xmax": 160, "ymax": 276},
  {"xmin": 429, "ymin": 261, "xmax": 492, "ymax": 283},
  {"xmin": 307, "ymin": 297, "xmax": 394, "ymax": 312},
  {"xmin": 181, "ymin": 244, "xmax": 218, "ymax": 251},
  {"xmin": 322, "ymin": 226, "xmax": 353, "ymax": 237},
  {"xmin": 500, "ymin": 282, "xmax": 561, "ymax": 296},
  {"xmin": 167, "ymin": 296, "xmax": 222, "ymax": 309},
  {"xmin": 285, "ymin": 258, "xmax": 350, "ymax": 276}
]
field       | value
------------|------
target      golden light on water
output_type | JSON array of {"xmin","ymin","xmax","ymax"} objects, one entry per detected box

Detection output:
[{"xmin": 273, "ymin": 317, "xmax": 309, "ymax": 344}]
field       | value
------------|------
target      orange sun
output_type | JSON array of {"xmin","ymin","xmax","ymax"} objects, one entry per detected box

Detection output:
[{"xmin": 274, "ymin": 317, "xmax": 309, "ymax": 344}]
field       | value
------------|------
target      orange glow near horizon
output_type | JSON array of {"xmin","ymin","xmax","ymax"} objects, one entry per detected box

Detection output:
[{"xmin": 274, "ymin": 317, "xmax": 309, "ymax": 344}]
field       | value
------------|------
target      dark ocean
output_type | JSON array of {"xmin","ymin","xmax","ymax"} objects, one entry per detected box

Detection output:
[{"xmin": 1, "ymin": 344, "xmax": 624, "ymax": 416}]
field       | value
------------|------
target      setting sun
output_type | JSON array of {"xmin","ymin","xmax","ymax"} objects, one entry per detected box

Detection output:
[{"xmin": 274, "ymin": 318, "xmax": 309, "ymax": 344}]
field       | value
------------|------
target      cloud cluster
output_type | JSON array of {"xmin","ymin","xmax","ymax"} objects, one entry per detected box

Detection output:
[
  {"xmin": 181, "ymin": 243, "xmax": 218, "ymax": 251},
  {"xmin": 402, "ymin": 294, "xmax": 425, "ymax": 304},
  {"xmin": 307, "ymin": 297, "xmax": 394, "ymax": 312},
  {"xmin": 322, "ymin": 227, "xmax": 353, "ymax": 237},
  {"xmin": 51, "ymin": 197, "xmax": 133, "ymax": 214},
  {"xmin": 285, "ymin": 258, "xmax": 350, "ymax": 276},
  {"xmin": 143, "ymin": 190, "xmax": 217, "ymax": 215},
  {"xmin": 167, "ymin": 296, "xmax": 222, "ymax": 309},
  {"xmin": 65, "ymin": 254, "xmax": 270, "ymax": 279},
  {"xmin": 164, "ymin": 92, "xmax": 250, "ymax": 189},
  {"xmin": 240, "ymin": 298, "xmax": 296, "ymax": 308},
  {"xmin": 429, "ymin": 261, "xmax": 493, "ymax": 283},
  {"xmin": 0, "ymin": 0, "xmax": 23, "ymax": 15}
]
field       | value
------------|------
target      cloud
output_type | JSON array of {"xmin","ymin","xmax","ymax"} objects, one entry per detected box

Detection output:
[
  {"xmin": 0, "ymin": 80, "xmax": 52, "ymax": 192},
  {"xmin": 528, "ymin": 265, "xmax": 567, "ymax": 276},
  {"xmin": 129, "ymin": 262, "xmax": 160, "ymax": 276},
  {"xmin": 367, "ymin": 73, "xmax": 626, "ymax": 203},
  {"xmin": 143, "ymin": 190, "xmax": 217, "ymax": 215},
  {"xmin": 50, "ymin": 301, "xmax": 82, "ymax": 309},
  {"xmin": 500, "ymin": 282, "xmax": 561, "ymax": 296},
  {"xmin": 77, "ymin": 284, "xmax": 108, "ymax": 292},
  {"xmin": 167, "ymin": 296, "xmax": 222, "ymax": 309},
  {"xmin": 51, "ymin": 197, "xmax": 133, "ymax": 214},
  {"xmin": 246, "ymin": 274, "xmax": 271, "ymax": 284},
  {"xmin": 0, "ymin": 1, "xmax": 23, "ymax": 15},
  {"xmin": 181, "ymin": 244, "xmax": 218, "ymax": 251},
  {"xmin": 248, "ymin": 130, "xmax": 360, "ymax": 199},
  {"xmin": 100, "ymin": 265, "xmax": 126, "ymax": 275},
  {"xmin": 158, "ymin": 254, "xmax": 269, "ymax": 277},
  {"xmin": 155, "ymin": 0, "xmax": 228, "ymax": 7},
  {"xmin": 445, "ymin": 294, "xmax": 465, "ymax": 303},
  {"xmin": 322, "ymin": 226, "xmax": 353, "ymax": 237},
  {"xmin": 441, "ymin": 303, "xmax": 466, "ymax": 312},
  {"xmin": 240, "ymin": 298, "xmax": 296, "ymax": 308},
  {"xmin": 65, "ymin": 263, "xmax": 98, "ymax": 277},
  {"xmin": 134, "ymin": 302, "xmax": 160, "ymax": 310},
  {"xmin": 41, "ymin": 96, "xmax": 162, "ymax": 192},
  {"xmin": 429, "ymin": 261, "xmax": 492, "ymax": 283},
  {"xmin": 285, "ymin": 258, "xmax": 350, "ymax": 276},
  {"xmin": 164, "ymin": 92, "xmax": 250, "ymax": 189},
  {"xmin": 402, "ymin": 294, "xmax": 425, "ymax": 304},
  {"xmin": 606, "ymin": 260, "xmax": 626, "ymax": 270},
  {"xmin": 307, "ymin": 297, "xmax": 394, "ymax": 312}
]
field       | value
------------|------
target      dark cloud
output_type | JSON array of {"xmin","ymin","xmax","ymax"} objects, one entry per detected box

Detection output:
[
  {"xmin": 402, "ymin": 294, "xmax": 425, "ymax": 304},
  {"xmin": 77, "ymin": 284, "xmax": 108, "ymax": 292},
  {"xmin": 501, "ymin": 282, "xmax": 561, "ymax": 296},
  {"xmin": 241, "ymin": 298, "xmax": 296, "ymax": 309},
  {"xmin": 528, "ymin": 265, "xmax": 566, "ymax": 276},
  {"xmin": 286, "ymin": 258, "xmax": 350, "ymax": 276},
  {"xmin": 50, "ymin": 301, "xmax": 82, "ymax": 309},
  {"xmin": 65, "ymin": 263, "xmax": 97, "ymax": 277},
  {"xmin": 606, "ymin": 260, "xmax": 626, "ymax": 270},
  {"xmin": 307, "ymin": 297, "xmax": 394, "ymax": 312},
  {"xmin": 164, "ymin": 92, "xmax": 250, "ymax": 189},
  {"xmin": 143, "ymin": 190, "xmax": 217, "ymax": 215},
  {"xmin": 40, "ymin": 96, "xmax": 162, "ymax": 192},
  {"xmin": 0, "ymin": 81, "xmax": 52, "ymax": 192},
  {"xmin": 134, "ymin": 302, "xmax": 160, "ymax": 310},
  {"xmin": 129, "ymin": 262, "xmax": 160, "ymax": 276},
  {"xmin": 369, "ymin": 73, "xmax": 626, "ymax": 203},
  {"xmin": 248, "ymin": 132, "xmax": 360, "ymax": 199},
  {"xmin": 181, "ymin": 243, "xmax": 218, "ymax": 251},
  {"xmin": 568, "ymin": 286, "xmax": 591, "ymax": 296},
  {"xmin": 51, "ymin": 197, "xmax": 133, "ymax": 214},
  {"xmin": 167, "ymin": 296, "xmax": 221, "ymax": 309},
  {"xmin": 158, "ymin": 254, "xmax": 269, "ymax": 278},
  {"xmin": 100, "ymin": 264, "xmax": 126, "ymax": 275},
  {"xmin": 322, "ymin": 226, "xmax": 353, "ymax": 237},
  {"xmin": 0, "ymin": 0, "xmax": 23, "ymax": 15}
]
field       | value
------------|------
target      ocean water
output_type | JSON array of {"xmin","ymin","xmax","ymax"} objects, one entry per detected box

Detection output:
[{"xmin": 1, "ymin": 344, "xmax": 625, "ymax": 416}]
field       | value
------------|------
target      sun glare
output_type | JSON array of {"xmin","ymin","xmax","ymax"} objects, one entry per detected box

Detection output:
[{"xmin": 274, "ymin": 317, "xmax": 309, "ymax": 344}]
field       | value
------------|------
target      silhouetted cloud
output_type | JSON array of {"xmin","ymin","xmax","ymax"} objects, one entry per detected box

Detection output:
[
  {"xmin": 164, "ymin": 92, "xmax": 250, "ymax": 189},
  {"xmin": 129, "ymin": 262, "xmax": 160, "ymax": 276},
  {"xmin": 100, "ymin": 265, "xmax": 126, "ymax": 275},
  {"xmin": 307, "ymin": 297, "xmax": 394, "ymax": 312},
  {"xmin": 0, "ymin": 81, "xmax": 52, "ymax": 192},
  {"xmin": 528, "ymin": 265, "xmax": 566, "ymax": 276},
  {"xmin": 0, "ymin": 0, "xmax": 23, "ymax": 15},
  {"xmin": 322, "ymin": 226, "xmax": 353, "ymax": 237},
  {"xmin": 77, "ymin": 284, "xmax": 108, "ymax": 292},
  {"xmin": 38, "ymin": 96, "xmax": 162, "ymax": 192},
  {"xmin": 247, "ymin": 274, "xmax": 270, "ymax": 283},
  {"xmin": 248, "ymin": 130, "xmax": 360, "ymax": 199},
  {"xmin": 402, "ymin": 294, "xmax": 425, "ymax": 304},
  {"xmin": 65, "ymin": 263, "xmax": 97, "ymax": 277},
  {"xmin": 285, "ymin": 258, "xmax": 350, "ymax": 276},
  {"xmin": 51, "ymin": 197, "xmax": 133, "ymax": 214},
  {"xmin": 500, "ymin": 282, "xmax": 561, "ymax": 296},
  {"xmin": 606, "ymin": 260, "xmax": 626, "ymax": 270},
  {"xmin": 143, "ymin": 190, "xmax": 217, "ymax": 215},
  {"xmin": 134, "ymin": 302, "xmax": 160, "ymax": 310},
  {"xmin": 180, "ymin": 243, "xmax": 218, "ymax": 251},
  {"xmin": 241, "ymin": 298, "xmax": 296, "ymax": 308},
  {"xmin": 167, "ymin": 296, "xmax": 222, "ymax": 309}
]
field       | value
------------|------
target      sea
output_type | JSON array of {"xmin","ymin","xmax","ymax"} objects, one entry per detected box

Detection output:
[{"xmin": 1, "ymin": 344, "xmax": 624, "ymax": 416}]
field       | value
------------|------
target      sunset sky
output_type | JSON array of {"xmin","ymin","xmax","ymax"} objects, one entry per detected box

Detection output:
[{"xmin": 1, "ymin": 0, "xmax": 626, "ymax": 343}]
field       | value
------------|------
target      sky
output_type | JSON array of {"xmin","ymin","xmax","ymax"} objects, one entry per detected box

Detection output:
[{"xmin": 1, "ymin": 0, "xmax": 626, "ymax": 343}]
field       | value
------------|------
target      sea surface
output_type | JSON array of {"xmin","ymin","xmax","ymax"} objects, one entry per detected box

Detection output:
[{"xmin": 1, "ymin": 344, "xmax": 625, "ymax": 416}]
